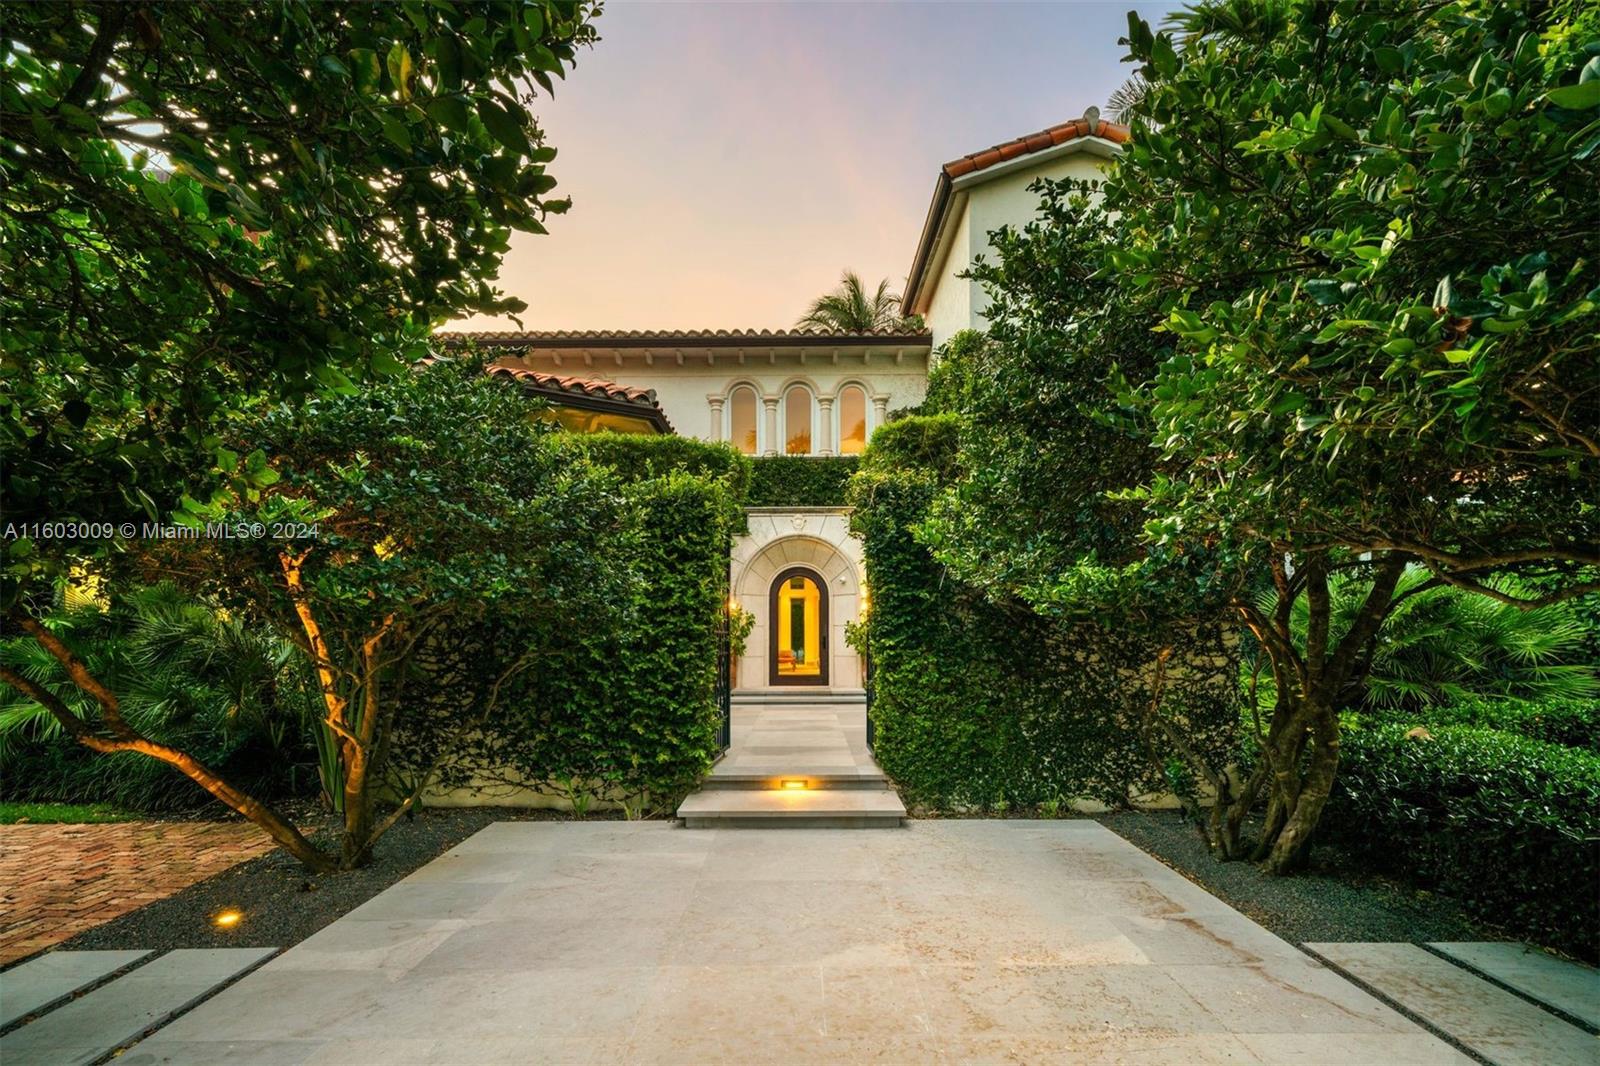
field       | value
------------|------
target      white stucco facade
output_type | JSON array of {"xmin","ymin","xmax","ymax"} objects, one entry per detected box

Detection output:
[{"xmin": 907, "ymin": 125, "xmax": 1125, "ymax": 348}]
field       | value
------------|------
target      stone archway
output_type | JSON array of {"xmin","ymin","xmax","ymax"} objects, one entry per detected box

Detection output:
[{"xmin": 731, "ymin": 517, "xmax": 862, "ymax": 693}]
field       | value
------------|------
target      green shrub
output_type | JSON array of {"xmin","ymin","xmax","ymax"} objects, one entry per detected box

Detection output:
[
  {"xmin": 0, "ymin": 584, "xmax": 320, "ymax": 811},
  {"xmin": 392, "ymin": 448, "xmax": 744, "ymax": 815},
  {"xmin": 1328, "ymin": 724, "xmax": 1600, "ymax": 960},
  {"xmin": 1378, "ymin": 695, "xmax": 1600, "ymax": 753},
  {"xmin": 746, "ymin": 456, "xmax": 858, "ymax": 507},
  {"xmin": 849, "ymin": 416, "xmax": 1238, "ymax": 811}
]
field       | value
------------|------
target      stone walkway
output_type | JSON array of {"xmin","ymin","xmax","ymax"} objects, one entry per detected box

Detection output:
[
  {"xmin": 122, "ymin": 820, "xmax": 1469, "ymax": 1064},
  {"xmin": 0, "ymin": 822, "xmax": 274, "ymax": 964}
]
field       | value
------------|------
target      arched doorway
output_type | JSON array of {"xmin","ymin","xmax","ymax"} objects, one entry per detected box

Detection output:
[{"xmin": 769, "ymin": 566, "xmax": 829, "ymax": 686}]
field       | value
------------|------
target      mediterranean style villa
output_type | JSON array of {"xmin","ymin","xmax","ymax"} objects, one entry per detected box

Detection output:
[{"xmin": 441, "ymin": 108, "xmax": 1128, "ymax": 704}]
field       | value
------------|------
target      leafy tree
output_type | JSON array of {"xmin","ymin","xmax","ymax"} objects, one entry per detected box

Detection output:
[
  {"xmin": 1116, "ymin": 0, "xmax": 1598, "ymax": 871},
  {"xmin": 0, "ymin": 2, "xmax": 599, "ymax": 861},
  {"xmin": 172, "ymin": 361, "xmax": 630, "ymax": 868},
  {"xmin": 921, "ymin": 0, "xmax": 1598, "ymax": 871},
  {"xmin": 797, "ymin": 271, "xmax": 919, "ymax": 332}
]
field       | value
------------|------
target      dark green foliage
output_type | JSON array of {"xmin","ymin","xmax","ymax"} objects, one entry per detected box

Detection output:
[
  {"xmin": 1329, "ymin": 724, "xmax": 1600, "ymax": 960},
  {"xmin": 746, "ymin": 457, "xmax": 859, "ymax": 508},
  {"xmin": 0, "ymin": 585, "xmax": 319, "ymax": 810},
  {"xmin": 849, "ymin": 417, "xmax": 1238, "ymax": 811},
  {"xmin": 860, "ymin": 415, "xmax": 962, "ymax": 481},
  {"xmin": 391, "ymin": 432, "xmax": 745, "ymax": 814},
  {"xmin": 2, "ymin": 3, "xmax": 601, "ymax": 601}
]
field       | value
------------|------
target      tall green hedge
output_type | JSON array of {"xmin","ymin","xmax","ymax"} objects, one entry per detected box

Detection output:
[
  {"xmin": 849, "ymin": 416, "xmax": 1238, "ymax": 811},
  {"xmin": 395, "ymin": 434, "xmax": 745, "ymax": 813},
  {"xmin": 557, "ymin": 432, "xmax": 752, "ymax": 499},
  {"xmin": 1328, "ymin": 724, "xmax": 1600, "ymax": 960},
  {"xmin": 747, "ymin": 456, "xmax": 858, "ymax": 507}
]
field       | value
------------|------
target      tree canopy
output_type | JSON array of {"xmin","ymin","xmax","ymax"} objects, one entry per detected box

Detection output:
[
  {"xmin": 1, "ymin": 1, "xmax": 600, "ymax": 601},
  {"xmin": 915, "ymin": 0, "xmax": 1599, "ymax": 871}
]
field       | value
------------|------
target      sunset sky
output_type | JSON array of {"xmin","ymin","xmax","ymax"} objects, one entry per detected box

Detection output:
[{"xmin": 457, "ymin": 1, "xmax": 1175, "ymax": 332}]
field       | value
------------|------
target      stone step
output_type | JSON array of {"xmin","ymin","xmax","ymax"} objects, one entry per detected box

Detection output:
[
  {"xmin": 677, "ymin": 787, "xmax": 905, "ymax": 828},
  {"xmin": 732, "ymin": 690, "xmax": 866, "ymax": 706},
  {"xmin": 701, "ymin": 769, "xmax": 889, "ymax": 791},
  {"xmin": 1306, "ymin": 942, "xmax": 1598, "ymax": 1066},
  {"xmin": 0, "ymin": 948, "xmax": 277, "ymax": 1066},
  {"xmin": 0, "ymin": 950, "xmax": 153, "ymax": 1029},
  {"xmin": 1426, "ymin": 942, "xmax": 1600, "ymax": 1032}
]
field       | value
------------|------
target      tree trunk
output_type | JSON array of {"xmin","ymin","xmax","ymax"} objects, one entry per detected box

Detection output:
[{"xmin": 1262, "ymin": 705, "xmax": 1339, "ymax": 873}]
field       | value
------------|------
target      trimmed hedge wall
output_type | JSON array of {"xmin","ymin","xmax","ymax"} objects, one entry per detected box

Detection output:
[
  {"xmin": 747, "ymin": 456, "xmax": 858, "ymax": 507},
  {"xmin": 1327, "ymin": 723, "xmax": 1600, "ymax": 960},
  {"xmin": 849, "ymin": 416, "xmax": 1239, "ymax": 811},
  {"xmin": 395, "ymin": 434, "xmax": 745, "ymax": 814},
  {"xmin": 1378, "ymin": 695, "xmax": 1599, "ymax": 753},
  {"xmin": 556, "ymin": 432, "xmax": 752, "ymax": 499}
]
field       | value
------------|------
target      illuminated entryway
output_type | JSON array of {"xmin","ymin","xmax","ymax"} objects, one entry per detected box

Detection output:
[
  {"xmin": 769, "ymin": 566, "xmax": 828, "ymax": 686},
  {"xmin": 730, "ymin": 511, "xmax": 864, "ymax": 693}
]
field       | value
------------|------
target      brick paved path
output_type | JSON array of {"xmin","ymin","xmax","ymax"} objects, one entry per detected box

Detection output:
[{"xmin": 0, "ymin": 821, "xmax": 274, "ymax": 965}]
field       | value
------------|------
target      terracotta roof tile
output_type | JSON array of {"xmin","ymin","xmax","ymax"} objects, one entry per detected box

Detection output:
[
  {"xmin": 485, "ymin": 363, "xmax": 674, "ymax": 432},
  {"xmin": 484, "ymin": 363, "xmax": 660, "ymax": 407},
  {"xmin": 941, "ymin": 116, "xmax": 1129, "ymax": 180},
  {"xmin": 904, "ymin": 108, "xmax": 1130, "ymax": 314},
  {"xmin": 440, "ymin": 327, "xmax": 930, "ymax": 346}
]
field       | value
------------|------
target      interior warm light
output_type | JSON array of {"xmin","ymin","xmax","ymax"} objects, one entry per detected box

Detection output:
[
  {"xmin": 212, "ymin": 908, "xmax": 243, "ymax": 929},
  {"xmin": 781, "ymin": 780, "xmax": 807, "ymax": 790}
]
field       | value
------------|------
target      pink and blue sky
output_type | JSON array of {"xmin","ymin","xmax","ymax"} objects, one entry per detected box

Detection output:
[{"xmin": 460, "ymin": 1, "xmax": 1175, "ymax": 332}]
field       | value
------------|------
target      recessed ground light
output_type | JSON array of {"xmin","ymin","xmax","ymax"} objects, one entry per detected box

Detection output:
[
  {"xmin": 781, "ymin": 780, "xmax": 807, "ymax": 790},
  {"xmin": 212, "ymin": 908, "xmax": 243, "ymax": 929}
]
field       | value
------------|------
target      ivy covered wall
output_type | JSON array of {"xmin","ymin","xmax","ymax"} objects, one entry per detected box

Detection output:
[
  {"xmin": 849, "ymin": 416, "xmax": 1238, "ymax": 812},
  {"xmin": 392, "ymin": 433, "xmax": 749, "ymax": 814},
  {"xmin": 747, "ymin": 456, "xmax": 858, "ymax": 508}
]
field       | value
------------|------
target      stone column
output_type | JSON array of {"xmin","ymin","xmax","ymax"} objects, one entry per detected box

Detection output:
[
  {"xmin": 706, "ymin": 395, "xmax": 724, "ymax": 442},
  {"xmin": 871, "ymin": 394, "xmax": 889, "ymax": 433},
  {"xmin": 817, "ymin": 395, "xmax": 835, "ymax": 456},
  {"xmin": 762, "ymin": 396, "xmax": 780, "ymax": 456}
]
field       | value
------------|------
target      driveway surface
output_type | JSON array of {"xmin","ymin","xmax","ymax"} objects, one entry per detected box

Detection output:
[
  {"xmin": 0, "ymin": 821, "xmax": 274, "ymax": 965},
  {"xmin": 122, "ymin": 820, "xmax": 1469, "ymax": 1064}
]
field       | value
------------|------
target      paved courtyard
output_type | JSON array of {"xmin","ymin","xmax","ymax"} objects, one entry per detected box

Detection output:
[
  {"xmin": 119, "ymin": 819, "xmax": 1470, "ymax": 1064},
  {"xmin": 0, "ymin": 821, "xmax": 274, "ymax": 965}
]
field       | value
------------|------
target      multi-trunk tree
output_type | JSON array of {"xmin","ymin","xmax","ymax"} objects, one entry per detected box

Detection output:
[
  {"xmin": 1, "ymin": 2, "xmax": 602, "ymax": 864},
  {"xmin": 924, "ymin": 0, "xmax": 1599, "ymax": 871}
]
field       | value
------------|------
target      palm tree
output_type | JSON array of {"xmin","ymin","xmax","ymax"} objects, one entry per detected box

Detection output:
[{"xmin": 797, "ymin": 271, "xmax": 915, "ymax": 332}]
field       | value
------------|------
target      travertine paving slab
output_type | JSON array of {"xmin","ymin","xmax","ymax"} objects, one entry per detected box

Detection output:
[
  {"xmin": 0, "ymin": 948, "xmax": 152, "ymax": 1027},
  {"xmin": 120, "ymin": 822, "xmax": 1469, "ymax": 1063},
  {"xmin": 1309, "ymin": 941, "xmax": 1599, "ymax": 1066},
  {"xmin": 1428, "ymin": 941, "xmax": 1600, "ymax": 1030},
  {"xmin": 0, "ymin": 947, "xmax": 276, "ymax": 1065}
]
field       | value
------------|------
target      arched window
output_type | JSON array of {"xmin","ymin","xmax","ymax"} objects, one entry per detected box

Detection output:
[
  {"xmin": 838, "ymin": 385, "xmax": 867, "ymax": 455},
  {"xmin": 785, "ymin": 386, "xmax": 812, "ymax": 455},
  {"xmin": 728, "ymin": 386, "xmax": 758, "ymax": 455}
]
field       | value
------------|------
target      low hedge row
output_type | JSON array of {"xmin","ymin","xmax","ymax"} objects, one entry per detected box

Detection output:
[
  {"xmin": 1327, "ymin": 723, "xmax": 1600, "ymax": 960},
  {"xmin": 746, "ymin": 456, "xmax": 858, "ymax": 507},
  {"xmin": 557, "ymin": 432, "xmax": 752, "ymax": 499},
  {"xmin": 1380, "ymin": 695, "xmax": 1599, "ymax": 752}
]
